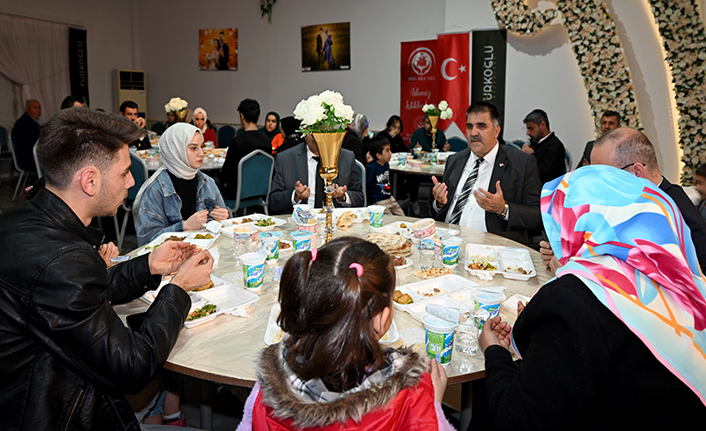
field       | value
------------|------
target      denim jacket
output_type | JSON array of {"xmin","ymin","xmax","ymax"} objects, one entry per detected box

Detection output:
[{"xmin": 135, "ymin": 170, "xmax": 226, "ymax": 245}]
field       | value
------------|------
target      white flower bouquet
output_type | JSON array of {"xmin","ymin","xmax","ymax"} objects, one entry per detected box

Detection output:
[
  {"xmin": 164, "ymin": 97, "xmax": 188, "ymax": 113},
  {"xmin": 422, "ymin": 101, "xmax": 453, "ymax": 120},
  {"xmin": 293, "ymin": 90, "xmax": 354, "ymax": 134}
]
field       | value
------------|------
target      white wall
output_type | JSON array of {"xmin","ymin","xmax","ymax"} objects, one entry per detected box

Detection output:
[
  {"xmin": 1, "ymin": 0, "xmax": 699, "ymax": 181},
  {"xmin": 135, "ymin": 0, "xmax": 445, "ymax": 131}
]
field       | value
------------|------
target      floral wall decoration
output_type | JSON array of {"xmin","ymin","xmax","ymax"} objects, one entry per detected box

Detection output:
[
  {"xmin": 648, "ymin": 0, "xmax": 706, "ymax": 184},
  {"xmin": 490, "ymin": 0, "xmax": 642, "ymax": 137}
]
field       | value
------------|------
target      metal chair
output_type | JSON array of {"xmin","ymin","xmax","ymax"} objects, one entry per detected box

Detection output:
[
  {"xmin": 217, "ymin": 125, "xmax": 236, "ymax": 149},
  {"xmin": 9, "ymin": 128, "xmax": 37, "ymax": 201},
  {"xmin": 355, "ymin": 159, "xmax": 367, "ymax": 207},
  {"xmin": 113, "ymin": 152, "xmax": 149, "ymax": 251},
  {"xmin": 0, "ymin": 126, "xmax": 14, "ymax": 187},
  {"xmin": 224, "ymin": 150, "xmax": 274, "ymax": 216},
  {"xmin": 32, "ymin": 144, "xmax": 44, "ymax": 178},
  {"xmin": 447, "ymin": 137, "xmax": 468, "ymax": 152}
]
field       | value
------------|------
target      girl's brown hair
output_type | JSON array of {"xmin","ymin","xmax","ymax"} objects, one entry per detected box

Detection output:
[{"xmin": 277, "ymin": 236, "xmax": 395, "ymax": 392}]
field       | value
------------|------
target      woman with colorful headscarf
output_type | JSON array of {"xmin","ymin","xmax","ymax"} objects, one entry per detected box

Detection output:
[
  {"xmin": 480, "ymin": 165, "xmax": 706, "ymax": 428},
  {"xmin": 342, "ymin": 113, "xmax": 370, "ymax": 165},
  {"xmin": 193, "ymin": 107, "xmax": 218, "ymax": 147},
  {"xmin": 133, "ymin": 123, "xmax": 228, "ymax": 245},
  {"xmin": 259, "ymin": 111, "xmax": 283, "ymax": 154}
]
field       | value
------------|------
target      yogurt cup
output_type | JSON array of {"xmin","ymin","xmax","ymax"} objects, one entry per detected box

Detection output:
[
  {"xmin": 412, "ymin": 218, "xmax": 436, "ymax": 239},
  {"xmin": 441, "ymin": 237, "xmax": 463, "ymax": 267},
  {"xmin": 295, "ymin": 220, "xmax": 318, "ymax": 233},
  {"xmin": 290, "ymin": 231, "xmax": 314, "ymax": 252},
  {"xmin": 258, "ymin": 231, "xmax": 282, "ymax": 262},
  {"xmin": 367, "ymin": 205, "xmax": 385, "ymax": 228},
  {"xmin": 292, "ymin": 204, "xmax": 313, "ymax": 224},
  {"xmin": 240, "ymin": 252, "xmax": 266, "ymax": 289},
  {"xmin": 472, "ymin": 290, "xmax": 507, "ymax": 320},
  {"xmin": 422, "ymin": 314, "xmax": 458, "ymax": 367}
]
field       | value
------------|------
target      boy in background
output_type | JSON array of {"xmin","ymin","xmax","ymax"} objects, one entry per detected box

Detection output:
[
  {"xmin": 694, "ymin": 164, "xmax": 706, "ymax": 222},
  {"xmin": 367, "ymin": 137, "xmax": 405, "ymax": 215}
]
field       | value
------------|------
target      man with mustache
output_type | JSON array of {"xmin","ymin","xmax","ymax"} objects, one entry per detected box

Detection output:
[{"xmin": 431, "ymin": 101, "xmax": 542, "ymax": 245}]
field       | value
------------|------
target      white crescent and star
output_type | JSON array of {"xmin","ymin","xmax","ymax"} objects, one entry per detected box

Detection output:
[{"xmin": 441, "ymin": 58, "xmax": 467, "ymax": 80}]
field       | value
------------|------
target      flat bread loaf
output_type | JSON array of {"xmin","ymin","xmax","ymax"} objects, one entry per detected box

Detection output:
[
  {"xmin": 412, "ymin": 267, "xmax": 453, "ymax": 279},
  {"xmin": 364, "ymin": 233, "xmax": 412, "ymax": 257}
]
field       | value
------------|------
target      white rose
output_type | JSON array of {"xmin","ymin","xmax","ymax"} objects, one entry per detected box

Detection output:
[
  {"xmin": 440, "ymin": 111, "xmax": 449, "ymax": 120},
  {"xmin": 446, "ymin": 108, "xmax": 453, "ymax": 118},
  {"xmin": 319, "ymin": 90, "xmax": 343, "ymax": 106},
  {"xmin": 427, "ymin": 104, "xmax": 436, "ymax": 111},
  {"xmin": 439, "ymin": 101, "xmax": 449, "ymax": 111},
  {"xmin": 338, "ymin": 104, "xmax": 354, "ymax": 122}
]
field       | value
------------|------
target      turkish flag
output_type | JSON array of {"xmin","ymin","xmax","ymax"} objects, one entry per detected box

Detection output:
[
  {"xmin": 437, "ymin": 32, "xmax": 470, "ymax": 137},
  {"xmin": 400, "ymin": 39, "xmax": 438, "ymax": 146}
]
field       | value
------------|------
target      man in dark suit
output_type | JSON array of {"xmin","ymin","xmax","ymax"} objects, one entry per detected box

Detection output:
[
  {"xmin": 541, "ymin": 127, "xmax": 706, "ymax": 273},
  {"xmin": 578, "ymin": 110, "xmax": 621, "ymax": 167},
  {"xmin": 591, "ymin": 128, "xmax": 706, "ymax": 269},
  {"xmin": 431, "ymin": 102, "xmax": 542, "ymax": 246},
  {"xmin": 269, "ymin": 134, "xmax": 364, "ymax": 214},
  {"xmin": 316, "ymin": 28, "xmax": 324, "ymax": 64},
  {"xmin": 217, "ymin": 31, "xmax": 229, "ymax": 70},
  {"xmin": 11, "ymin": 99, "xmax": 42, "ymax": 172},
  {"xmin": 522, "ymin": 109, "xmax": 566, "ymax": 184}
]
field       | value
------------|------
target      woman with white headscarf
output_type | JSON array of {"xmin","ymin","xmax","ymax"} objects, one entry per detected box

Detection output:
[
  {"xmin": 194, "ymin": 107, "xmax": 218, "ymax": 147},
  {"xmin": 134, "ymin": 123, "xmax": 228, "ymax": 246}
]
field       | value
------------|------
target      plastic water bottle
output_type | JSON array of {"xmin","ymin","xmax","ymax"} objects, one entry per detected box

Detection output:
[{"xmin": 419, "ymin": 237, "xmax": 436, "ymax": 270}]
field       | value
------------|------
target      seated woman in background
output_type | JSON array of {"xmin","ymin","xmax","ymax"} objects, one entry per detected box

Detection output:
[
  {"xmin": 342, "ymin": 113, "xmax": 370, "ymax": 165},
  {"xmin": 193, "ymin": 107, "xmax": 218, "ymax": 147},
  {"xmin": 133, "ymin": 123, "xmax": 229, "ymax": 246},
  {"xmin": 480, "ymin": 165, "xmax": 706, "ymax": 429},
  {"xmin": 259, "ymin": 111, "xmax": 284, "ymax": 154},
  {"xmin": 237, "ymin": 237, "xmax": 454, "ymax": 430},
  {"xmin": 275, "ymin": 116, "xmax": 302, "ymax": 155},
  {"xmin": 376, "ymin": 115, "xmax": 407, "ymax": 153}
]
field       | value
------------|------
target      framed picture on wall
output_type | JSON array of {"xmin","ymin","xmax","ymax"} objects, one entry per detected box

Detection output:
[
  {"xmin": 301, "ymin": 22, "xmax": 350, "ymax": 71},
  {"xmin": 199, "ymin": 28, "xmax": 238, "ymax": 71}
]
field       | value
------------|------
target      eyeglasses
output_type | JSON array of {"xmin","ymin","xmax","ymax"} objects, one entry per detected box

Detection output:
[{"xmin": 621, "ymin": 162, "xmax": 643, "ymax": 171}]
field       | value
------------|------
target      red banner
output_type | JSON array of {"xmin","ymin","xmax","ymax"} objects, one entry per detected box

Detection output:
[
  {"xmin": 399, "ymin": 33, "xmax": 470, "ymax": 146},
  {"xmin": 400, "ymin": 39, "xmax": 438, "ymax": 145}
]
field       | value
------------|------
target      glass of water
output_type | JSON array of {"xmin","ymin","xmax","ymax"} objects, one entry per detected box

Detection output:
[{"xmin": 455, "ymin": 320, "xmax": 479, "ymax": 356}]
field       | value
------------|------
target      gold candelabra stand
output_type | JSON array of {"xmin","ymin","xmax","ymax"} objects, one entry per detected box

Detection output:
[
  {"xmin": 312, "ymin": 132, "xmax": 346, "ymax": 243},
  {"xmin": 428, "ymin": 115, "xmax": 440, "ymax": 151}
]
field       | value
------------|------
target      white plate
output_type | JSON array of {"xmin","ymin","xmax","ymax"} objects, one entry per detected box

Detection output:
[
  {"xmin": 394, "ymin": 257, "xmax": 413, "ymax": 270},
  {"xmin": 264, "ymin": 303, "xmax": 285, "ymax": 345},
  {"xmin": 184, "ymin": 284, "xmax": 259, "ymax": 328},
  {"xmin": 405, "ymin": 296, "xmax": 470, "ymax": 322},
  {"xmin": 312, "ymin": 207, "xmax": 366, "ymax": 223},
  {"xmin": 379, "ymin": 320, "xmax": 399, "ymax": 344},
  {"xmin": 137, "ymin": 231, "xmax": 219, "ymax": 255},
  {"xmin": 393, "ymin": 274, "xmax": 478, "ymax": 315},
  {"xmin": 140, "ymin": 275, "xmax": 228, "ymax": 304},
  {"xmin": 464, "ymin": 244, "xmax": 537, "ymax": 281},
  {"xmin": 279, "ymin": 240, "xmax": 293, "ymax": 253}
]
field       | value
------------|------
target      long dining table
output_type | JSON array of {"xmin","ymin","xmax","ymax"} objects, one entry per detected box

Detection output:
[{"xmin": 116, "ymin": 214, "xmax": 551, "ymax": 427}]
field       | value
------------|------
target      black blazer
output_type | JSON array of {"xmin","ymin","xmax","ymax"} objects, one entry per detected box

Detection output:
[
  {"xmin": 432, "ymin": 144, "xmax": 542, "ymax": 245},
  {"xmin": 532, "ymin": 132, "xmax": 566, "ymax": 184},
  {"xmin": 268, "ymin": 143, "xmax": 364, "ymax": 214},
  {"xmin": 659, "ymin": 177, "xmax": 706, "ymax": 271}
]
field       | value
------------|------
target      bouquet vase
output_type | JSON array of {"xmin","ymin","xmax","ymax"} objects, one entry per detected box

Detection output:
[{"xmin": 312, "ymin": 132, "xmax": 346, "ymax": 243}]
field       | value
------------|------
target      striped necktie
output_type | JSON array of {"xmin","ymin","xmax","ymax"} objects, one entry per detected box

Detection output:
[{"xmin": 449, "ymin": 157, "xmax": 483, "ymax": 225}]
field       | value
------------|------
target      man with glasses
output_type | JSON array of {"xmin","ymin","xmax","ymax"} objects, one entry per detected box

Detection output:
[{"xmin": 541, "ymin": 127, "xmax": 706, "ymax": 272}]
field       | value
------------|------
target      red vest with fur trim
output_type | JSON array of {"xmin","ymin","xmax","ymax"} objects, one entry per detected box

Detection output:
[{"xmin": 251, "ymin": 373, "xmax": 439, "ymax": 430}]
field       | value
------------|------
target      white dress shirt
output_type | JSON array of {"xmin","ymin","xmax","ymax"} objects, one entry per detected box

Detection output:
[
  {"xmin": 444, "ymin": 142, "xmax": 500, "ymax": 231},
  {"xmin": 291, "ymin": 145, "xmax": 349, "ymax": 206}
]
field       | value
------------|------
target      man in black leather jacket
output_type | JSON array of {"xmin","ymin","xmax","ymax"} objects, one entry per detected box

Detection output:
[{"xmin": 0, "ymin": 108, "xmax": 214, "ymax": 431}]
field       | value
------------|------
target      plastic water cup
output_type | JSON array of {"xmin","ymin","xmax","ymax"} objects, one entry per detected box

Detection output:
[
  {"xmin": 472, "ymin": 290, "xmax": 507, "ymax": 320},
  {"xmin": 240, "ymin": 252, "xmax": 265, "ymax": 289},
  {"xmin": 367, "ymin": 205, "xmax": 385, "ymax": 228},
  {"xmin": 422, "ymin": 314, "xmax": 458, "ymax": 366},
  {"xmin": 441, "ymin": 237, "xmax": 463, "ymax": 268},
  {"xmin": 290, "ymin": 231, "xmax": 314, "ymax": 252},
  {"xmin": 455, "ymin": 321, "xmax": 479, "ymax": 356},
  {"xmin": 258, "ymin": 231, "xmax": 282, "ymax": 262},
  {"xmin": 292, "ymin": 204, "xmax": 313, "ymax": 224}
]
